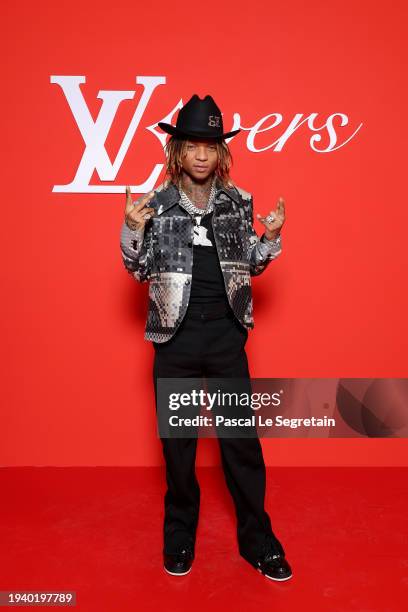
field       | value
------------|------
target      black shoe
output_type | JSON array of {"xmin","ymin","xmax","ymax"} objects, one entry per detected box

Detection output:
[
  {"xmin": 256, "ymin": 552, "xmax": 293, "ymax": 581},
  {"xmin": 255, "ymin": 535, "xmax": 293, "ymax": 581},
  {"xmin": 163, "ymin": 545, "xmax": 194, "ymax": 576}
]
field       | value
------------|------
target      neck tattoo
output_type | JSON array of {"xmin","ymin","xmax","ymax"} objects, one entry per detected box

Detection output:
[
  {"xmin": 179, "ymin": 175, "xmax": 214, "ymax": 209},
  {"xmin": 178, "ymin": 175, "xmax": 217, "ymax": 218}
]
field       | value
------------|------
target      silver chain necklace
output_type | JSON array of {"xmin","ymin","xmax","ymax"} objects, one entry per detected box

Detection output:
[{"xmin": 178, "ymin": 176, "xmax": 217, "ymax": 225}]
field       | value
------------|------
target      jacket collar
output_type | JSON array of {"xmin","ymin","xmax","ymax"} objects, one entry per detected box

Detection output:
[{"xmin": 155, "ymin": 176, "xmax": 240, "ymax": 216}]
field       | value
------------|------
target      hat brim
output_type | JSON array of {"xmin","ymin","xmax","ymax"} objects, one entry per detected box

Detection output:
[{"xmin": 158, "ymin": 122, "xmax": 241, "ymax": 140}]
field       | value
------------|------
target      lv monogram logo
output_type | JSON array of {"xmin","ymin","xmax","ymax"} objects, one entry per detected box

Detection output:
[{"xmin": 49, "ymin": 76, "xmax": 363, "ymax": 195}]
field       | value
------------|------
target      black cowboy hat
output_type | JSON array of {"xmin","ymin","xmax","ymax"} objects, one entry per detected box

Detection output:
[{"xmin": 158, "ymin": 94, "xmax": 241, "ymax": 140}]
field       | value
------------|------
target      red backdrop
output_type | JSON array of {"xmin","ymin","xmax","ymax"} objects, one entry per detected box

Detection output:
[{"xmin": 1, "ymin": 0, "xmax": 407, "ymax": 466}]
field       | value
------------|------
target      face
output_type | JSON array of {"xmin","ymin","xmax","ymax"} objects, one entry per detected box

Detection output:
[{"xmin": 181, "ymin": 137, "xmax": 219, "ymax": 182}]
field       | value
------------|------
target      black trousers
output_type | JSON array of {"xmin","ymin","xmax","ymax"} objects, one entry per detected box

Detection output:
[{"xmin": 152, "ymin": 301, "xmax": 285, "ymax": 567}]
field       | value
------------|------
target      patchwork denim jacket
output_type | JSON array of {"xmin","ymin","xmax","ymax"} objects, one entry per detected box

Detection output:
[{"xmin": 120, "ymin": 177, "xmax": 282, "ymax": 343}]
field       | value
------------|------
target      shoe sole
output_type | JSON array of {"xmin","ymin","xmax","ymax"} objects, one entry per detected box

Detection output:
[
  {"xmin": 258, "ymin": 568, "xmax": 293, "ymax": 581},
  {"xmin": 164, "ymin": 566, "xmax": 192, "ymax": 576}
]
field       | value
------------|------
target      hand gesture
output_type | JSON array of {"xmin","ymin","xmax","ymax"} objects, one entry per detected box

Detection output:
[
  {"xmin": 256, "ymin": 196, "xmax": 285, "ymax": 240},
  {"xmin": 125, "ymin": 186, "xmax": 156, "ymax": 231}
]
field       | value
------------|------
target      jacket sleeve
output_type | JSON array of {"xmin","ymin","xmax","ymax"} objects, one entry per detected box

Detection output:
[
  {"xmin": 120, "ymin": 218, "xmax": 154, "ymax": 283},
  {"xmin": 246, "ymin": 194, "xmax": 282, "ymax": 276}
]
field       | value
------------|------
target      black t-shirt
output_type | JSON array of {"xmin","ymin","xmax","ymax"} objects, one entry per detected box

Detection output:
[{"xmin": 189, "ymin": 211, "xmax": 228, "ymax": 304}]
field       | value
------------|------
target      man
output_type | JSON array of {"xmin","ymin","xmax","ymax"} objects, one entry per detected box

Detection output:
[{"xmin": 120, "ymin": 94, "xmax": 292, "ymax": 581}]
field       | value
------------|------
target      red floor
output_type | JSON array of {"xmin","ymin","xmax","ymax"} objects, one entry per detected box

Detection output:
[{"xmin": 0, "ymin": 467, "xmax": 407, "ymax": 611}]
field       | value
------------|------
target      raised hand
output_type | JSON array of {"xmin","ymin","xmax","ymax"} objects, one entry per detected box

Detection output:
[
  {"xmin": 256, "ymin": 196, "xmax": 285, "ymax": 240},
  {"xmin": 125, "ymin": 186, "xmax": 156, "ymax": 231}
]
